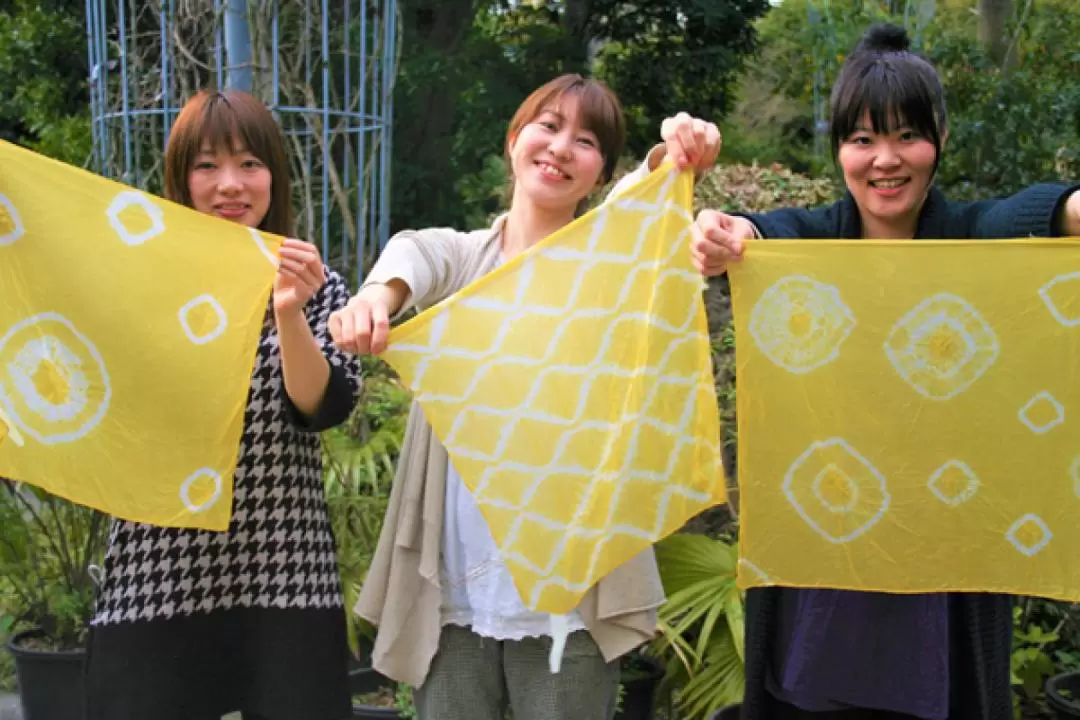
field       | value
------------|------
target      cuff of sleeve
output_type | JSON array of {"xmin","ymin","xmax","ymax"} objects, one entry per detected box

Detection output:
[
  {"xmin": 362, "ymin": 236, "xmax": 430, "ymax": 317},
  {"xmin": 282, "ymin": 363, "xmax": 357, "ymax": 433},
  {"xmin": 733, "ymin": 212, "xmax": 768, "ymax": 239},
  {"xmin": 1016, "ymin": 184, "xmax": 1080, "ymax": 237}
]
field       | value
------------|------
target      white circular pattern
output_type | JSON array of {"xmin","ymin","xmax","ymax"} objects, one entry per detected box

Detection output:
[
  {"xmin": 1071, "ymin": 455, "xmax": 1080, "ymax": 499},
  {"xmin": 811, "ymin": 463, "xmax": 859, "ymax": 513},
  {"xmin": 0, "ymin": 403, "xmax": 24, "ymax": 447},
  {"xmin": 178, "ymin": 294, "xmax": 229, "ymax": 345},
  {"xmin": 179, "ymin": 468, "xmax": 224, "ymax": 513},
  {"xmin": 1038, "ymin": 271, "xmax": 1080, "ymax": 327},
  {"xmin": 0, "ymin": 193, "xmax": 25, "ymax": 246},
  {"xmin": 1018, "ymin": 391, "xmax": 1066, "ymax": 435},
  {"xmin": 927, "ymin": 460, "xmax": 980, "ymax": 507},
  {"xmin": 0, "ymin": 313, "xmax": 111, "ymax": 445},
  {"xmin": 884, "ymin": 293, "xmax": 999, "ymax": 401},
  {"xmin": 1005, "ymin": 513, "xmax": 1053, "ymax": 557},
  {"xmin": 782, "ymin": 437, "xmax": 891, "ymax": 545},
  {"xmin": 106, "ymin": 190, "xmax": 167, "ymax": 246},
  {"xmin": 249, "ymin": 228, "xmax": 280, "ymax": 267},
  {"xmin": 748, "ymin": 275, "xmax": 857, "ymax": 375}
]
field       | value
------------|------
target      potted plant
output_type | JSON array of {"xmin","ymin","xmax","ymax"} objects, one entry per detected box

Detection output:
[
  {"xmin": 350, "ymin": 666, "xmax": 413, "ymax": 719},
  {"xmin": 648, "ymin": 532, "xmax": 745, "ymax": 720},
  {"xmin": 1047, "ymin": 672, "xmax": 1080, "ymax": 719},
  {"xmin": 0, "ymin": 479, "xmax": 108, "ymax": 720},
  {"xmin": 615, "ymin": 650, "xmax": 665, "ymax": 720}
]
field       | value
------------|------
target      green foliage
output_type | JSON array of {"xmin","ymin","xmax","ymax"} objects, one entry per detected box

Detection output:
[
  {"xmin": 323, "ymin": 358, "xmax": 412, "ymax": 657},
  {"xmin": 0, "ymin": 481, "xmax": 108, "ymax": 651},
  {"xmin": 726, "ymin": 0, "xmax": 1080, "ymax": 198},
  {"xmin": 650, "ymin": 533, "xmax": 744, "ymax": 719},
  {"xmin": 592, "ymin": 0, "xmax": 771, "ymax": 157},
  {"xmin": 390, "ymin": 0, "xmax": 769, "ymax": 232},
  {"xmin": 925, "ymin": 0, "xmax": 1080, "ymax": 198},
  {"xmin": 1011, "ymin": 599, "xmax": 1080, "ymax": 718},
  {"xmin": 0, "ymin": 0, "xmax": 92, "ymax": 165}
]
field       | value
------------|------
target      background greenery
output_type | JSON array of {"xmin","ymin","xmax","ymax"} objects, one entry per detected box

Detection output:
[{"xmin": 2, "ymin": 0, "xmax": 1079, "ymax": 717}]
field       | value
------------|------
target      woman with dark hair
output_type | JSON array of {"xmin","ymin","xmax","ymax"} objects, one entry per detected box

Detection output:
[
  {"xmin": 84, "ymin": 89, "xmax": 362, "ymax": 720},
  {"xmin": 682, "ymin": 23, "xmax": 1080, "ymax": 720}
]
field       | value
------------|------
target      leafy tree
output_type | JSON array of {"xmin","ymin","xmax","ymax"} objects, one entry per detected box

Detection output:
[{"xmin": 0, "ymin": 0, "xmax": 91, "ymax": 165}]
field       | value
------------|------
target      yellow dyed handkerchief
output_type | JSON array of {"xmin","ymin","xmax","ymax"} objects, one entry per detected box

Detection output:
[
  {"xmin": 731, "ymin": 238, "xmax": 1080, "ymax": 601},
  {"xmin": 382, "ymin": 165, "xmax": 726, "ymax": 614},
  {"xmin": 0, "ymin": 140, "xmax": 281, "ymax": 531}
]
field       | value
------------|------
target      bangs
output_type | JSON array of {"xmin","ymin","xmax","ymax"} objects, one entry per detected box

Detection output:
[
  {"xmin": 829, "ymin": 53, "xmax": 946, "ymax": 159},
  {"xmin": 191, "ymin": 95, "xmax": 268, "ymax": 161},
  {"xmin": 548, "ymin": 83, "xmax": 623, "ymax": 152},
  {"xmin": 506, "ymin": 74, "xmax": 626, "ymax": 183}
]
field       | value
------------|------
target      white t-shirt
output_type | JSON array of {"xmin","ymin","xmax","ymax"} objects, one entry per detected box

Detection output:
[{"xmin": 440, "ymin": 461, "xmax": 586, "ymax": 641}]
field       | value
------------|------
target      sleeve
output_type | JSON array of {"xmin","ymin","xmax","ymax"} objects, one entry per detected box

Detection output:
[
  {"xmin": 966, "ymin": 183, "xmax": 1080, "ymax": 238},
  {"xmin": 604, "ymin": 145, "xmax": 673, "ymax": 201},
  {"xmin": 281, "ymin": 269, "xmax": 363, "ymax": 432},
  {"xmin": 740, "ymin": 202, "xmax": 843, "ymax": 240},
  {"xmin": 360, "ymin": 227, "xmax": 478, "ymax": 316}
]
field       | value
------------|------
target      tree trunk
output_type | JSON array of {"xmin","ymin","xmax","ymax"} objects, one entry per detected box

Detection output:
[
  {"xmin": 562, "ymin": 0, "xmax": 592, "ymax": 74},
  {"xmin": 978, "ymin": 0, "xmax": 1014, "ymax": 68}
]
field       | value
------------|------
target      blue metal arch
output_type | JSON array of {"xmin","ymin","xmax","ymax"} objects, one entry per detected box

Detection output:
[{"xmin": 86, "ymin": 0, "xmax": 397, "ymax": 285}]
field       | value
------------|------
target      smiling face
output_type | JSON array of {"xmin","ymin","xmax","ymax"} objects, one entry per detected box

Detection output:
[
  {"xmin": 508, "ymin": 96, "xmax": 607, "ymax": 215},
  {"xmin": 187, "ymin": 144, "xmax": 273, "ymax": 229},
  {"xmin": 838, "ymin": 111, "xmax": 940, "ymax": 238},
  {"xmin": 164, "ymin": 90, "xmax": 294, "ymax": 236}
]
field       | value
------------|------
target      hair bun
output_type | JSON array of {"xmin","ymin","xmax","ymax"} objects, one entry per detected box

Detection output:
[{"xmin": 856, "ymin": 23, "xmax": 911, "ymax": 54}]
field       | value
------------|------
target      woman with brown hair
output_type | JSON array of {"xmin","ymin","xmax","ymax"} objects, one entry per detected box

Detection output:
[
  {"xmin": 84, "ymin": 89, "xmax": 361, "ymax": 720},
  {"xmin": 328, "ymin": 73, "xmax": 720, "ymax": 720}
]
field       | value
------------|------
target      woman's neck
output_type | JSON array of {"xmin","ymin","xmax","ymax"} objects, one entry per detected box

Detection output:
[
  {"xmin": 500, "ymin": 193, "xmax": 576, "ymax": 260},
  {"xmin": 860, "ymin": 211, "xmax": 919, "ymax": 240}
]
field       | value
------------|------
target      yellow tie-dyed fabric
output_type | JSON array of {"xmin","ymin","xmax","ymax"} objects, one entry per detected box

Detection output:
[
  {"xmin": 0, "ymin": 140, "xmax": 281, "ymax": 531},
  {"xmin": 731, "ymin": 238, "xmax": 1080, "ymax": 601},
  {"xmin": 382, "ymin": 165, "xmax": 726, "ymax": 614}
]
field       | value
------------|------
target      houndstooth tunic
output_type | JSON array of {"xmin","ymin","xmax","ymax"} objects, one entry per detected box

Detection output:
[{"xmin": 85, "ymin": 270, "xmax": 361, "ymax": 720}]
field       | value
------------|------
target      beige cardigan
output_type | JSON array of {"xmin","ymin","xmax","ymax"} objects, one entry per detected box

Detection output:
[{"xmin": 354, "ymin": 163, "xmax": 667, "ymax": 688}]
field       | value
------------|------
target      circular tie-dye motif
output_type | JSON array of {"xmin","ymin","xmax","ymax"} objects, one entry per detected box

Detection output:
[{"xmin": 0, "ymin": 313, "xmax": 111, "ymax": 445}]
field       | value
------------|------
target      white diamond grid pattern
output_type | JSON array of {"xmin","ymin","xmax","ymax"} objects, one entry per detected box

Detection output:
[{"xmin": 390, "ymin": 171, "xmax": 722, "ymax": 608}]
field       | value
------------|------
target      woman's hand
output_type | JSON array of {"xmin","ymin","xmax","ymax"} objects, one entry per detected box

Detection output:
[
  {"xmin": 273, "ymin": 238, "xmax": 326, "ymax": 315},
  {"xmin": 659, "ymin": 112, "xmax": 722, "ymax": 173},
  {"xmin": 1062, "ymin": 190, "xmax": 1080, "ymax": 237},
  {"xmin": 691, "ymin": 209, "xmax": 754, "ymax": 276},
  {"xmin": 328, "ymin": 281, "xmax": 407, "ymax": 355}
]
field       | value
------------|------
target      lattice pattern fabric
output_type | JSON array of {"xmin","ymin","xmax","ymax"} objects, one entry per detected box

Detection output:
[
  {"xmin": 383, "ymin": 166, "xmax": 726, "ymax": 614},
  {"xmin": 0, "ymin": 140, "xmax": 280, "ymax": 531},
  {"xmin": 731, "ymin": 238, "xmax": 1080, "ymax": 600}
]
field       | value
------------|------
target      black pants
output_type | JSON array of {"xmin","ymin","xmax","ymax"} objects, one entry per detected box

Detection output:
[{"xmin": 771, "ymin": 702, "xmax": 919, "ymax": 719}]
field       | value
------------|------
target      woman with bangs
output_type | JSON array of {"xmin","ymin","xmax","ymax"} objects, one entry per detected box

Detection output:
[
  {"xmin": 84, "ymin": 90, "xmax": 361, "ymax": 720},
  {"xmin": 328, "ymin": 73, "xmax": 720, "ymax": 720},
  {"xmin": 682, "ymin": 23, "xmax": 1080, "ymax": 720}
]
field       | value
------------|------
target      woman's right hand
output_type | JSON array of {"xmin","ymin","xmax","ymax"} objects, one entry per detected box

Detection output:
[
  {"xmin": 691, "ymin": 209, "xmax": 754, "ymax": 277},
  {"xmin": 328, "ymin": 281, "xmax": 404, "ymax": 355}
]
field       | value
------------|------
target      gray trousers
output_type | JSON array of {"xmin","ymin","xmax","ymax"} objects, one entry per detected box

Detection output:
[{"xmin": 414, "ymin": 625, "xmax": 620, "ymax": 720}]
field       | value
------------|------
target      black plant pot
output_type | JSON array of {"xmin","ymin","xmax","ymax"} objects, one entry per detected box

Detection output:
[
  {"xmin": 707, "ymin": 704, "xmax": 743, "ymax": 720},
  {"xmin": 4, "ymin": 628, "xmax": 86, "ymax": 720},
  {"xmin": 349, "ymin": 667, "xmax": 405, "ymax": 719},
  {"xmin": 1047, "ymin": 672, "xmax": 1080, "ymax": 719},
  {"xmin": 614, "ymin": 653, "xmax": 665, "ymax": 720}
]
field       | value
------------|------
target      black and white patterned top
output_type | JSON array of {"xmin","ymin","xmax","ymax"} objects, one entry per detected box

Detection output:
[{"xmin": 91, "ymin": 270, "xmax": 361, "ymax": 626}]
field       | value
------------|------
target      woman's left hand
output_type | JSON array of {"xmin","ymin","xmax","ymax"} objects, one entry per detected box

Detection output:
[
  {"xmin": 273, "ymin": 238, "xmax": 326, "ymax": 315},
  {"xmin": 660, "ymin": 112, "xmax": 722, "ymax": 173}
]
